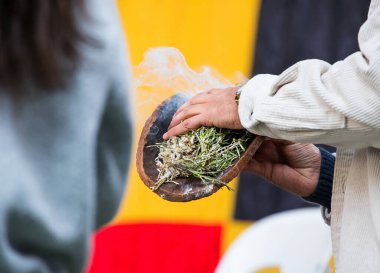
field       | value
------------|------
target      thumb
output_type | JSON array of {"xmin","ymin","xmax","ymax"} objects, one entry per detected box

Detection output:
[{"xmin": 244, "ymin": 158, "xmax": 265, "ymax": 177}]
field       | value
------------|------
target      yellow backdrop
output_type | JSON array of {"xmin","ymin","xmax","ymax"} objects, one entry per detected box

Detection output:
[{"xmin": 115, "ymin": 0, "xmax": 261, "ymax": 253}]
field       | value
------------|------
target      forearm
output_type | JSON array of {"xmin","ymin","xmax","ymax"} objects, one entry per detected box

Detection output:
[{"xmin": 238, "ymin": 5, "xmax": 380, "ymax": 147}]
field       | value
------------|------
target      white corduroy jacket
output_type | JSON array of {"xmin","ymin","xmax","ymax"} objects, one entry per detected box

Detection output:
[{"xmin": 238, "ymin": 0, "xmax": 380, "ymax": 272}]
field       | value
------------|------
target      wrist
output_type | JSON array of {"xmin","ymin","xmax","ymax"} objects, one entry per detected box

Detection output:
[
  {"xmin": 235, "ymin": 85, "xmax": 243, "ymax": 105},
  {"xmin": 237, "ymin": 74, "xmax": 278, "ymax": 132},
  {"xmin": 303, "ymin": 148, "xmax": 335, "ymax": 209}
]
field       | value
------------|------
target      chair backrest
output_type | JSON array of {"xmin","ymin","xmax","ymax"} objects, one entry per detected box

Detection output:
[{"xmin": 215, "ymin": 208, "xmax": 332, "ymax": 273}]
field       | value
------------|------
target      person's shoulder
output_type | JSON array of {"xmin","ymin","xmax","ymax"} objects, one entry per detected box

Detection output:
[
  {"xmin": 82, "ymin": 0, "xmax": 121, "ymax": 46},
  {"xmin": 79, "ymin": 0, "xmax": 126, "ymax": 75}
]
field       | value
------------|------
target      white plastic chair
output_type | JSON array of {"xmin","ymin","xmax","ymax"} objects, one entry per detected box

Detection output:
[{"xmin": 215, "ymin": 208, "xmax": 332, "ymax": 273}]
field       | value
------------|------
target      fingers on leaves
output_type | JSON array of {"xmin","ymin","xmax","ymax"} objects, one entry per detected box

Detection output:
[
  {"xmin": 169, "ymin": 105, "xmax": 204, "ymax": 129},
  {"xmin": 165, "ymin": 115, "xmax": 204, "ymax": 139}
]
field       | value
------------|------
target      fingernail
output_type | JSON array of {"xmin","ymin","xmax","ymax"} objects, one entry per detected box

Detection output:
[{"xmin": 163, "ymin": 133, "xmax": 168, "ymax": 140}]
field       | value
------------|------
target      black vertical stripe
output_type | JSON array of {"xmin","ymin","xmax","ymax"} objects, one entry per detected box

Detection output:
[{"xmin": 253, "ymin": 0, "xmax": 370, "ymax": 75}]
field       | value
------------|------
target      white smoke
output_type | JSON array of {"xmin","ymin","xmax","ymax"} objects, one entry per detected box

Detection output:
[{"xmin": 133, "ymin": 47, "xmax": 240, "ymax": 123}]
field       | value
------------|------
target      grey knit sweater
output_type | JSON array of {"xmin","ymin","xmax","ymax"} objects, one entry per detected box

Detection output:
[{"xmin": 0, "ymin": 1, "xmax": 133, "ymax": 272}]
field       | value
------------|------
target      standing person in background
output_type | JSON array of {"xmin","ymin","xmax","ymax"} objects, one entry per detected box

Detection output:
[
  {"xmin": 164, "ymin": 0, "xmax": 380, "ymax": 271},
  {"xmin": 0, "ymin": 0, "xmax": 132, "ymax": 272}
]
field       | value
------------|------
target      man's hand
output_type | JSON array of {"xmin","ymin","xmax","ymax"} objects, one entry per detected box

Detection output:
[
  {"xmin": 163, "ymin": 87, "xmax": 243, "ymax": 140},
  {"xmin": 245, "ymin": 140, "xmax": 321, "ymax": 197}
]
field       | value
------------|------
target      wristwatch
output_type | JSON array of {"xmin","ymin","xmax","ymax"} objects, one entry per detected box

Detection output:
[{"xmin": 235, "ymin": 85, "xmax": 244, "ymax": 105}]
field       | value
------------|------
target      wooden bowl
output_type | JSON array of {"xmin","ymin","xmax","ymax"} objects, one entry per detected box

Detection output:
[{"xmin": 136, "ymin": 93, "xmax": 264, "ymax": 202}]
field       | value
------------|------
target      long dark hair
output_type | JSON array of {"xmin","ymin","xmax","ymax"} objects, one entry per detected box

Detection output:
[{"xmin": 0, "ymin": 0, "xmax": 87, "ymax": 93}]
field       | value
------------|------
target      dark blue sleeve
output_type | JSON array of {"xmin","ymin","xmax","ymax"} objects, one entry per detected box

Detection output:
[{"xmin": 303, "ymin": 148, "xmax": 335, "ymax": 210}]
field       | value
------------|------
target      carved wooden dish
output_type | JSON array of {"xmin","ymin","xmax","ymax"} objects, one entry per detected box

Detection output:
[{"xmin": 136, "ymin": 93, "xmax": 264, "ymax": 202}]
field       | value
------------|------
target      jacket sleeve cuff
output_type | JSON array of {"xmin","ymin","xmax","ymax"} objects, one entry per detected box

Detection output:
[
  {"xmin": 303, "ymin": 147, "xmax": 335, "ymax": 210},
  {"xmin": 238, "ymin": 74, "xmax": 279, "ymax": 132}
]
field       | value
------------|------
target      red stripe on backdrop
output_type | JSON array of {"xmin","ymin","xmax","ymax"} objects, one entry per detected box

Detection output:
[{"xmin": 87, "ymin": 223, "xmax": 222, "ymax": 273}]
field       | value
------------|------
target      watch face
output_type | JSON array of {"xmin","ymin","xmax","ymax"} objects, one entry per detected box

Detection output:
[
  {"xmin": 236, "ymin": 86, "xmax": 243, "ymax": 95},
  {"xmin": 235, "ymin": 86, "xmax": 243, "ymax": 103}
]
